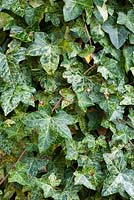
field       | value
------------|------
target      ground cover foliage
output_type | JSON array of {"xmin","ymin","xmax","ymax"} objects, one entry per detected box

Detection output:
[{"xmin": 0, "ymin": 0, "xmax": 134, "ymax": 199}]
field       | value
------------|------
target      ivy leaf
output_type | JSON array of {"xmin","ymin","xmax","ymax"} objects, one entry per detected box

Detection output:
[
  {"xmin": 120, "ymin": 85, "xmax": 134, "ymax": 105},
  {"xmin": 96, "ymin": 2, "xmax": 108, "ymax": 22},
  {"xmin": 0, "ymin": 12, "xmax": 14, "ymax": 30},
  {"xmin": 1, "ymin": 84, "xmax": 35, "ymax": 116},
  {"xmin": 1, "ymin": 0, "xmax": 26, "ymax": 17},
  {"xmin": 0, "ymin": 52, "xmax": 12, "ymax": 83},
  {"xmin": 63, "ymin": 67, "xmax": 102, "ymax": 112},
  {"xmin": 0, "ymin": 42, "xmax": 26, "ymax": 84},
  {"xmin": 123, "ymin": 45, "xmax": 134, "ymax": 73},
  {"xmin": 27, "ymin": 32, "xmax": 59, "ymax": 75},
  {"xmin": 74, "ymin": 171, "xmax": 96, "ymax": 190},
  {"xmin": 23, "ymin": 109, "xmax": 74, "ymax": 153},
  {"xmin": 102, "ymin": 149, "xmax": 134, "ymax": 198},
  {"xmin": 59, "ymin": 88, "xmax": 75, "ymax": 109},
  {"xmin": 25, "ymin": 5, "xmax": 45, "ymax": 26},
  {"xmin": 117, "ymin": 10, "xmax": 134, "ymax": 33},
  {"xmin": 63, "ymin": 0, "xmax": 93, "ymax": 22},
  {"xmin": 70, "ymin": 19, "xmax": 89, "ymax": 43},
  {"xmin": 102, "ymin": 17, "xmax": 129, "ymax": 49},
  {"xmin": 10, "ymin": 26, "xmax": 32, "ymax": 42},
  {"xmin": 38, "ymin": 182, "xmax": 55, "ymax": 198}
]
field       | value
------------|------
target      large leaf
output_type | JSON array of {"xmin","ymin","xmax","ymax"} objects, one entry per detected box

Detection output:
[
  {"xmin": 0, "ymin": 12, "xmax": 14, "ymax": 30},
  {"xmin": 117, "ymin": 10, "xmax": 134, "ymax": 33},
  {"xmin": 102, "ymin": 150, "xmax": 134, "ymax": 198},
  {"xmin": 1, "ymin": 84, "xmax": 35, "ymax": 116},
  {"xmin": 23, "ymin": 109, "xmax": 74, "ymax": 153},
  {"xmin": 63, "ymin": 67, "xmax": 102, "ymax": 112},
  {"xmin": 102, "ymin": 17, "xmax": 129, "ymax": 49},
  {"xmin": 27, "ymin": 32, "xmax": 59, "ymax": 75},
  {"xmin": 1, "ymin": 0, "xmax": 26, "ymax": 17},
  {"xmin": 63, "ymin": 0, "xmax": 93, "ymax": 22}
]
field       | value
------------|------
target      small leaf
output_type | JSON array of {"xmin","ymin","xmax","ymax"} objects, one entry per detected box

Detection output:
[
  {"xmin": 123, "ymin": 45, "xmax": 134, "ymax": 73},
  {"xmin": 96, "ymin": 3, "xmax": 108, "ymax": 22},
  {"xmin": 59, "ymin": 88, "xmax": 75, "ymax": 109},
  {"xmin": 74, "ymin": 171, "xmax": 96, "ymax": 190}
]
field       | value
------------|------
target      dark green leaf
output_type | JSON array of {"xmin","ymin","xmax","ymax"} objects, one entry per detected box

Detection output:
[{"xmin": 102, "ymin": 17, "xmax": 129, "ymax": 49}]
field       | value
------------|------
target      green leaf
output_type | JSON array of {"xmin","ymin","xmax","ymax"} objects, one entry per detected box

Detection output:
[
  {"xmin": 102, "ymin": 17, "xmax": 129, "ymax": 49},
  {"xmin": 123, "ymin": 45, "xmax": 134, "ymax": 73},
  {"xmin": 1, "ymin": 84, "xmax": 35, "ymax": 116},
  {"xmin": 27, "ymin": 32, "xmax": 59, "ymax": 75},
  {"xmin": 0, "ymin": 12, "xmax": 14, "ymax": 30},
  {"xmin": 74, "ymin": 171, "xmax": 96, "ymax": 190},
  {"xmin": 70, "ymin": 19, "xmax": 89, "ymax": 43},
  {"xmin": 65, "ymin": 139, "xmax": 78, "ymax": 160},
  {"xmin": 63, "ymin": 67, "xmax": 102, "ymax": 112},
  {"xmin": 59, "ymin": 88, "xmax": 75, "ymax": 109},
  {"xmin": 1, "ymin": 0, "xmax": 26, "ymax": 17},
  {"xmin": 117, "ymin": 10, "xmax": 134, "ymax": 33},
  {"xmin": 23, "ymin": 109, "xmax": 74, "ymax": 153},
  {"xmin": 0, "ymin": 52, "xmax": 12, "ymax": 83},
  {"xmin": 38, "ymin": 182, "xmax": 55, "ymax": 198},
  {"xmin": 96, "ymin": 2, "xmax": 108, "ymax": 22},
  {"xmin": 10, "ymin": 26, "xmax": 32, "ymax": 42},
  {"xmin": 25, "ymin": 5, "xmax": 45, "ymax": 26},
  {"xmin": 120, "ymin": 85, "xmax": 134, "ymax": 105},
  {"xmin": 102, "ymin": 149, "xmax": 134, "ymax": 198},
  {"xmin": 63, "ymin": 0, "xmax": 93, "ymax": 22}
]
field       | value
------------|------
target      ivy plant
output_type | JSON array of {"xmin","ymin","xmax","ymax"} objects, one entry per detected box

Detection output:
[{"xmin": 0, "ymin": 0, "xmax": 134, "ymax": 199}]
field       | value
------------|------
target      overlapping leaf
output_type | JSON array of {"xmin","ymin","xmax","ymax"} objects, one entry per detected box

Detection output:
[
  {"xmin": 27, "ymin": 32, "xmax": 60, "ymax": 75},
  {"xmin": 23, "ymin": 109, "xmax": 74, "ymax": 153}
]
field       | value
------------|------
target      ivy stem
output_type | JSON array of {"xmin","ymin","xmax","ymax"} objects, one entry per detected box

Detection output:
[
  {"xmin": 0, "ymin": 149, "xmax": 26, "ymax": 186},
  {"xmin": 82, "ymin": 12, "xmax": 92, "ymax": 46},
  {"xmin": 51, "ymin": 96, "xmax": 63, "ymax": 113}
]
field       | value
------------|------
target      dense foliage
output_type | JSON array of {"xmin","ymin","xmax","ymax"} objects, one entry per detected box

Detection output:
[{"xmin": 0, "ymin": 0, "xmax": 134, "ymax": 199}]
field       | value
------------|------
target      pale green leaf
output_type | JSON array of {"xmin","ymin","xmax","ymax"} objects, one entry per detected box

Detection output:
[
  {"xmin": 96, "ymin": 3, "xmax": 108, "ymax": 22},
  {"xmin": 0, "ymin": 52, "xmax": 12, "ymax": 83},
  {"xmin": 0, "ymin": 12, "xmax": 14, "ymax": 30}
]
